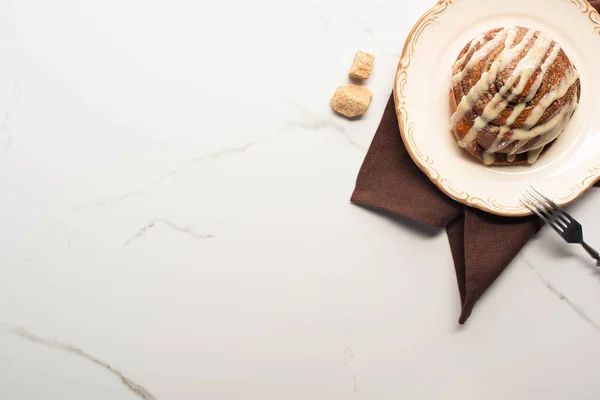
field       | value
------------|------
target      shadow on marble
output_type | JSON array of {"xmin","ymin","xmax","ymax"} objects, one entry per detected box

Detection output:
[
  {"xmin": 542, "ymin": 231, "xmax": 600, "ymax": 279},
  {"xmin": 543, "ymin": 233, "xmax": 579, "ymax": 260},
  {"xmin": 354, "ymin": 205, "xmax": 441, "ymax": 239},
  {"xmin": 328, "ymin": 107, "xmax": 366, "ymax": 122}
]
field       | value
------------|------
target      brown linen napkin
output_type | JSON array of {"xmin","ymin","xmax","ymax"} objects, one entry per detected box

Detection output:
[
  {"xmin": 351, "ymin": 1, "xmax": 600, "ymax": 322},
  {"xmin": 352, "ymin": 96, "xmax": 542, "ymax": 323}
]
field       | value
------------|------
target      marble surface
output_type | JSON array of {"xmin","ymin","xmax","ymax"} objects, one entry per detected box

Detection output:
[{"xmin": 2, "ymin": 0, "xmax": 600, "ymax": 399}]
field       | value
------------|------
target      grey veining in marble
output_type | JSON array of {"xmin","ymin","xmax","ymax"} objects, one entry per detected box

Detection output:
[{"xmin": 2, "ymin": 0, "xmax": 600, "ymax": 399}]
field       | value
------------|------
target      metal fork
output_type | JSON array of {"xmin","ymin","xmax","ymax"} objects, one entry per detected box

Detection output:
[{"xmin": 520, "ymin": 187, "xmax": 600, "ymax": 266}]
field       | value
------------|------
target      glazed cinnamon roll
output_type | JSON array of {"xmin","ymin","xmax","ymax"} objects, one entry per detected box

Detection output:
[{"xmin": 449, "ymin": 26, "xmax": 581, "ymax": 165}]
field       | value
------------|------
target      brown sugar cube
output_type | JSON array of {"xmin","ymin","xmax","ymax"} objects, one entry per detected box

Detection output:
[
  {"xmin": 330, "ymin": 85, "xmax": 372, "ymax": 118},
  {"xmin": 348, "ymin": 51, "xmax": 375, "ymax": 80}
]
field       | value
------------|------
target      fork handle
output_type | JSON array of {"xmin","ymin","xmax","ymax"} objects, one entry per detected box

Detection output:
[{"xmin": 581, "ymin": 242, "xmax": 600, "ymax": 266}]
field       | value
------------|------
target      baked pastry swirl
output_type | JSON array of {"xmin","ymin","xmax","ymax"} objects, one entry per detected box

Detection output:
[{"xmin": 449, "ymin": 26, "xmax": 581, "ymax": 165}]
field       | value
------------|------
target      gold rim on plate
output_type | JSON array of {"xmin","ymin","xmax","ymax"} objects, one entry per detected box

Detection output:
[{"xmin": 393, "ymin": 0, "xmax": 600, "ymax": 217}]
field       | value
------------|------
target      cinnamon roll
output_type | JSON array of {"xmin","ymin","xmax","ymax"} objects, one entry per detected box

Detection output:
[{"xmin": 449, "ymin": 26, "xmax": 581, "ymax": 165}]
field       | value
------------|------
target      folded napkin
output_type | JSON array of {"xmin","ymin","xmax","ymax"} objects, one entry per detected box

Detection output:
[{"xmin": 351, "ymin": 2, "xmax": 600, "ymax": 323}]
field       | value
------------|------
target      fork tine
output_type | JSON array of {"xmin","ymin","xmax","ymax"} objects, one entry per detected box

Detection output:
[
  {"xmin": 524, "ymin": 191, "xmax": 551, "ymax": 215},
  {"xmin": 530, "ymin": 187, "xmax": 571, "ymax": 223},
  {"xmin": 525, "ymin": 190, "xmax": 568, "ymax": 229},
  {"xmin": 520, "ymin": 199, "xmax": 545, "ymax": 220},
  {"xmin": 520, "ymin": 199, "xmax": 554, "ymax": 228},
  {"xmin": 523, "ymin": 192, "xmax": 552, "ymax": 218},
  {"xmin": 522, "ymin": 193, "xmax": 566, "ymax": 232},
  {"xmin": 521, "ymin": 198, "xmax": 565, "ymax": 235}
]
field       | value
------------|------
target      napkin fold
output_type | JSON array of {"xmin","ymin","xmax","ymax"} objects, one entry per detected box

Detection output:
[
  {"xmin": 353, "ymin": 2, "xmax": 600, "ymax": 323},
  {"xmin": 352, "ymin": 95, "xmax": 543, "ymax": 323}
]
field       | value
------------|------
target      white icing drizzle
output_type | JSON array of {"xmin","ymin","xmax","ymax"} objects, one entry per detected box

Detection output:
[
  {"xmin": 483, "ymin": 152, "xmax": 496, "ymax": 165},
  {"xmin": 488, "ymin": 126, "xmax": 511, "ymax": 153},
  {"xmin": 456, "ymin": 28, "xmax": 540, "ymax": 148},
  {"xmin": 454, "ymin": 34, "xmax": 485, "ymax": 69},
  {"xmin": 525, "ymin": 43, "xmax": 561, "ymax": 102},
  {"xmin": 452, "ymin": 28, "xmax": 512, "ymax": 85},
  {"xmin": 453, "ymin": 28, "xmax": 526, "ymax": 148},
  {"xmin": 527, "ymin": 146, "xmax": 545, "ymax": 164},
  {"xmin": 507, "ymin": 154, "xmax": 516, "ymax": 163},
  {"xmin": 510, "ymin": 93, "xmax": 579, "ymax": 147},
  {"xmin": 450, "ymin": 27, "xmax": 580, "ymax": 165},
  {"xmin": 523, "ymin": 66, "xmax": 580, "ymax": 128},
  {"xmin": 505, "ymin": 102, "xmax": 526, "ymax": 126}
]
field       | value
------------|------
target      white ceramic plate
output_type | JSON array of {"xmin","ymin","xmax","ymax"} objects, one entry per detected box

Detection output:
[{"xmin": 395, "ymin": 0, "xmax": 600, "ymax": 217}]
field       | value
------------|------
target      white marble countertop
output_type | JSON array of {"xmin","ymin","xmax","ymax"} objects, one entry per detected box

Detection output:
[{"xmin": 2, "ymin": 0, "xmax": 600, "ymax": 399}]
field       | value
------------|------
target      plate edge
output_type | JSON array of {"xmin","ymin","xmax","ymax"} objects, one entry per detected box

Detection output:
[{"xmin": 393, "ymin": 0, "xmax": 600, "ymax": 217}]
